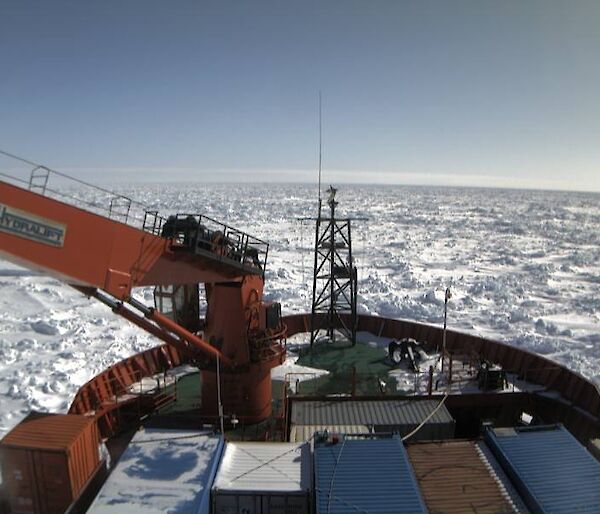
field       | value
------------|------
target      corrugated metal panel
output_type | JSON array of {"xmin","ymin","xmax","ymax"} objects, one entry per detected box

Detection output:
[
  {"xmin": 485, "ymin": 424, "xmax": 600, "ymax": 514},
  {"xmin": 314, "ymin": 436, "xmax": 427, "ymax": 514},
  {"xmin": 292, "ymin": 399, "xmax": 452, "ymax": 425},
  {"xmin": 0, "ymin": 412, "xmax": 100, "ymax": 514},
  {"xmin": 407, "ymin": 440, "xmax": 518, "ymax": 514},
  {"xmin": 1, "ymin": 412, "xmax": 97, "ymax": 453},
  {"xmin": 292, "ymin": 399, "xmax": 454, "ymax": 441},
  {"xmin": 289, "ymin": 425, "xmax": 370, "ymax": 442},
  {"xmin": 1, "ymin": 448, "xmax": 39, "ymax": 514},
  {"xmin": 212, "ymin": 442, "xmax": 311, "ymax": 514},
  {"xmin": 213, "ymin": 442, "xmax": 311, "ymax": 493},
  {"xmin": 88, "ymin": 429, "xmax": 223, "ymax": 514}
]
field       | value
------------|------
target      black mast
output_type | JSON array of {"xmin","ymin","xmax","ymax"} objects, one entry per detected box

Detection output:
[{"xmin": 309, "ymin": 186, "xmax": 358, "ymax": 346}]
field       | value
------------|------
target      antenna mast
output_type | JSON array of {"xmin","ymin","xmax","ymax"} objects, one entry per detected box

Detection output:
[
  {"xmin": 300, "ymin": 93, "xmax": 366, "ymax": 347},
  {"xmin": 309, "ymin": 187, "xmax": 360, "ymax": 346},
  {"xmin": 318, "ymin": 90, "xmax": 322, "ymax": 204}
]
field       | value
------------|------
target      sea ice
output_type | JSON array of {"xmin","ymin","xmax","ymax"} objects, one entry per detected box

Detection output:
[{"xmin": 0, "ymin": 183, "xmax": 598, "ymax": 440}]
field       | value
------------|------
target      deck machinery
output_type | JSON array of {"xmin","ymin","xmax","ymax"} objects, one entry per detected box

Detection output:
[{"xmin": 0, "ymin": 177, "xmax": 286, "ymax": 424}]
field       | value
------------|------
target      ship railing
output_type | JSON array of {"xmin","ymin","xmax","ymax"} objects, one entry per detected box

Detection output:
[
  {"xmin": 142, "ymin": 210, "xmax": 167, "ymax": 235},
  {"xmin": 284, "ymin": 372, "xmax": 321, "ymax": 394},
  {"xmin": 1, "ymin": 153, "xmax": 270, "ymax": 274},
  {"xmin": 284, "ymin": 363, "xmax": 526, "ymax": 398},
  {"xmin": 282, "ymin": 372, "xmax": 322, "ymax": 437},
  {"xmin": 147, "ymin": 212, "xmax": 270, "ymax": 275},
  {"xmin": 90, "ymin": 368, "xmax": 178, "ymax": 436},
  {"xmin": 286, "ymin": 370, "xmax": 398, "ymax": 397},
  {"xmin": 0, "ymin": 154, "xmax": 151, "ymax": 228},
  {"xmin": 249, "ymin": 325, "xmax": 287, "ymax": 363},
  {"xmin": 440, "ymin": 349, "xmax": 563, "ymax": 392}
]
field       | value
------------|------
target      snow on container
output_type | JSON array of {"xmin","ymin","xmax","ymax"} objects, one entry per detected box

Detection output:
[
  {"xmin": 212, "ymin": 441, "xmax": 311, "ymax": 514},
  {"xmin": 0, "ymin": 412, "xmax": 101, "ymax": 514},
  {"xmin": 313, "ymin": 434, "xmax": 427, "ymax": 514},
  {"xmin": 485, "ymin": 424, "xmax": 600, "ymax": 514},
  {"xmin": 87, "ymin": 428, "xmax": 223, "ymax": 514}
]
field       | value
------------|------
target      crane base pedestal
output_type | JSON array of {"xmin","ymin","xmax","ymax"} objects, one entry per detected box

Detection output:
[{"xmin": 201, "ymin": 364, "xmax": 274, "ymax": 424}]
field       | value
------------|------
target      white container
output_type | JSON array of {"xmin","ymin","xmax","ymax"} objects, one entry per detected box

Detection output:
[
  {"xmin": 212, "ymin": 442, "xmax": 311, "ymax": 514},
  {"xmin": 88, "ymin": 429, "xmax": 224, "ymax": 514}
]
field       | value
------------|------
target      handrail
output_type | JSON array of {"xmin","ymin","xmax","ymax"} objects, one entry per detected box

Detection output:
[
  {"xmin": 0, "ymin": 166, "xmax": 147, "ymax": 227},
  {"xmin": 0, "ymin": 149, "xmax": 146, "ymax": 207},
  {"xmin": 155, "ymin": 212, "xmax": 269, "ymax": 275},
  {"xmin": 0, "ymin": 151, "xmax": 269, "ymax": 269},
  {"xmin": 282, "ymin": 313, "xmax": 600, "ymax": 421},
  {"xmin": 249, "ymin": 324, "xmax": 288, "ymax": 363}
]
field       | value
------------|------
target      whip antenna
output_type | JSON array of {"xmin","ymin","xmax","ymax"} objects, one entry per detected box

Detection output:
[{"xmin": 318, "ymin": 90, "xmax": 322, "ymax": 205}]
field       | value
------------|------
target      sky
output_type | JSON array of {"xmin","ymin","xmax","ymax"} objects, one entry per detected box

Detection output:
[{"xmin": 1, "ymin": 1, "xmax": 600, "ymax": 191}]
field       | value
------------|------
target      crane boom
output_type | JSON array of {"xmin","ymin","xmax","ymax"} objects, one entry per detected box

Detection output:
[
  {"xmin": 0, "ymin": 181, "xmax": 253, "ymax": 298},
  {"xmin": 0, "ymin": 174, "xmax": 286, "ymax": 422}
]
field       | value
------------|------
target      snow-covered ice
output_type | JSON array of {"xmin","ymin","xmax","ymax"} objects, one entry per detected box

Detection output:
[{"xmin": 0, "ymin": 183, "xmax": 598, "ymax": 439}]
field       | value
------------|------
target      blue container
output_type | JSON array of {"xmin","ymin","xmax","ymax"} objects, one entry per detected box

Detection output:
[
  {"xmin": 485, "ymin": 424, "xmax": 600, "ymax": 514},
  {"xmin": 314, "ymin": 435, "xmax": 427, "ymax": 514}
]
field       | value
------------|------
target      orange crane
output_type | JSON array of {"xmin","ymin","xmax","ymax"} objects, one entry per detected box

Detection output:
[{"xmin": 0, "ymin": 174, "xmax": 286, "ymax": 423}]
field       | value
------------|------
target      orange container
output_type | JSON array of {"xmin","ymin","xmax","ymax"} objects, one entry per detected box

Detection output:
[{"xmin": 0, "ymin": 412, "xmax": 100, "ymax": 514}]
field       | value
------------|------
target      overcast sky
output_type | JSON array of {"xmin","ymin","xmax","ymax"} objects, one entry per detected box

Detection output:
[{"xmin": 1, "ymin": 1, "xmax": 599, "ymax": 191}]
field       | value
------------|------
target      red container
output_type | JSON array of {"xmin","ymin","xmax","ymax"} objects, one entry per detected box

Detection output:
[{"xmin": 0, "ymin": 412, "xmax": 100, "ymax": 514}]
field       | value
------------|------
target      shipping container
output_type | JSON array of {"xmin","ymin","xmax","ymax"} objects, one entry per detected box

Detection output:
[
  {"xmin": 313, "ymin": 434, "xmax": 427, "ymax": 514},
  {"xmin": 407, "ymin": 440, "xmax": 518, "ymax": 513},
  {"xmin": 485, "ymin": 424, "xmax": 600, "ymax": 514},
  {"xmin": 212, "ymin": 442, "xmax": 311, "ymax": 514},
  {"xmin": 0, "ymin": 483, "xmax": 8, "ymax": 514},
  {"xmin": 0, "ymin": 412, "xmax": 100, "ymax": 514},
  {"xmin": 87, "ymin": 428, "xmax": 224, "ymax": 514},
  {"xmin": 289, "ymin": 424, "xmax": 370, "ymax": 443},
  {"xmin": 291, "ymin": 398, "xmax": 454, "ymax": 440}
]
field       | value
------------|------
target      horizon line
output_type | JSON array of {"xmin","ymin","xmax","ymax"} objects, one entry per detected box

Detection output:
[{"xmin": 1, "ymin": 165, "xmax": 599, "ymax": 194}]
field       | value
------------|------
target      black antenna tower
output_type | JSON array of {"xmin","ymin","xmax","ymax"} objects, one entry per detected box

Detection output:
[
  {"xmin": 308, "ymin": 186, "xmax": 360, "ymax": 345},
  {"xmin": 299, "ymin": 93, "xmax": 364, "ymax": 345}
]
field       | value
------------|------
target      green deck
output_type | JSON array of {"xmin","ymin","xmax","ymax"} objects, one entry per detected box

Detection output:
[
  {"xmin": 155, "ymin": 370, "xmax": 284, "ymax": 440},
  {"xmin": 294, "ymin": 339, "xmax": 401, "ymax": 395},
  {"xmin": 296, "ymin": 339, "xmax": 389, "ymax": 374},
  {"xmin": 151, "ymin": 339, "xmax": 403, "ymax": 439},
  {"xmin": 159, "ymin": 371, "xmax": 202, "ymax": 413}
]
